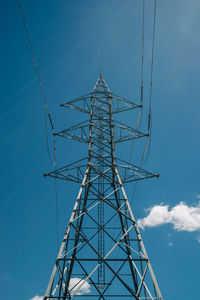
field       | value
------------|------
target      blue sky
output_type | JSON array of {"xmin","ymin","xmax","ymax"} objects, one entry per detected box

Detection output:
[{"xmin": 0, "ymin": 0, "xmax": 200, "ymax": 299}]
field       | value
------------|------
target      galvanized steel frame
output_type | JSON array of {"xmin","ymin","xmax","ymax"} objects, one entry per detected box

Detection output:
[{"xmin": 44, "ymin": 74, "xmax": 163, "ymax": 300}]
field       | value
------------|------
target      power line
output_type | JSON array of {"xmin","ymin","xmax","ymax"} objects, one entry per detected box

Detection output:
[
  {"xmin": 54, "ymin": 136, "xmax": 59, "ymax": 252},
  {"xmin": 129, "ymin": 0, "xmax": 145, "ymax": 204},
  {"xmin": 140, "ymin": 0, "xmax": 145, "ymax": 106},
  {"xmin": 17, "ymin": 0, "xmax": 54, "ymax": 165},
  {"xmin": 131, "ymin": 0, "xmax": 157, "ymax": 204},
  {"xmin": 141, "ymin": 0, "xmax": 157, "ymax": 164},
  {"xmin": 129, "ymin": 0, "xmax": 145, "ymax": 164},
  {"xmin": 17, "ymin": 0, "xmax": 59, "ymax": 250}
]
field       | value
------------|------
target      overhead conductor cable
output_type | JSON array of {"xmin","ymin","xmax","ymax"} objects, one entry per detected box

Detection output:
[
  {"xmin": 142, "ymin": 0, "xmax": 157, "ymax": 164},
  {"xmin": 17, "ymin": 0, "xmax": 59, "ymax": 249}
]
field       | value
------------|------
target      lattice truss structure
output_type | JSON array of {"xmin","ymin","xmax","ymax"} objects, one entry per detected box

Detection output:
[{"xmin": 44, "ymin": 75, "xmax": 163, "ymax": 300}]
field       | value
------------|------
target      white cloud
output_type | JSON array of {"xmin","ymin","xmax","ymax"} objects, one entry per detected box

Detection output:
[
  {"xmin": 196, "ymin": 235, "xmax": 200, "ymax": 243},
  {"xmin": 138, "ymin": 202, "xmax": 200, "ymax": 232},
  {"xmin": 30, "ymin": 296, "xmax": 43, "ymax": 300},
  {"xmin": 30, "ymin": 278, "xmax": 91, "ymax": 300},
  {"xmin": 69, "ymin": 278, "xmax": 91, "ymax": 295}
]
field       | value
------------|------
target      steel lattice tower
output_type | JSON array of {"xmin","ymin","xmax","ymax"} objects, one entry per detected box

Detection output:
[{"xmin": 44, "ymin": 74, "xmax": 163, "ymax": 300}]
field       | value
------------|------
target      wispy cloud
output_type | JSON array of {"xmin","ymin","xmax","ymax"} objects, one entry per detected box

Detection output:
[
  {"xmin": 138, "ymin": 202, "xmax": 200, "ymax": 232},
  {"xmin": 30, "ymin": 296, "xmax": 43, "ymax": 300},
  {"xmin": 196, "ymin": 234, "xmax": 200, "ymax": 243},
  {"xmin": 69, "ymin": 277, "xmax": 91, "ymax": 295}
]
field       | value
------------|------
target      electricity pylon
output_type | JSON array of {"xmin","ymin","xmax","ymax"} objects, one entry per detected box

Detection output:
[{"xmin": 44, "ymin": 74, "xmax": 163, "ymax": 299}]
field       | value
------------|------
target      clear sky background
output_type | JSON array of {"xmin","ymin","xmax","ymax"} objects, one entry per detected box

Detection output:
[{"xmin": 0, "ymin": 0, "xmax": 200, "ymax": 299}]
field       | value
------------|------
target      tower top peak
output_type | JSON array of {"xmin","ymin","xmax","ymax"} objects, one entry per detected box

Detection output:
[{"xmin": 93, "ymin": 73, "xmax": 110, "ymax": 93}]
